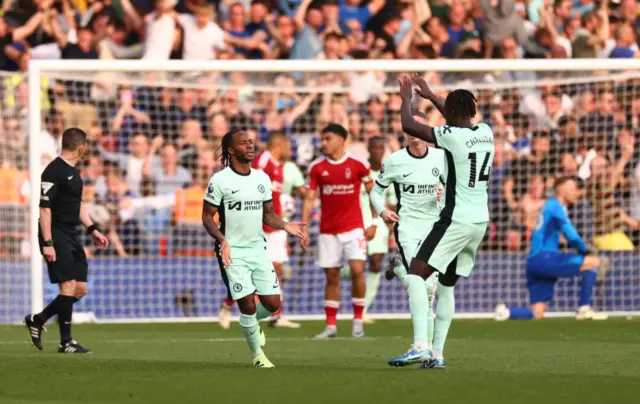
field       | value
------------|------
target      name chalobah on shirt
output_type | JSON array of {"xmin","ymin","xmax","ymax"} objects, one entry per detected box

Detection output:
[
  {"xmin": 322, "ymin": 184, "xmax": 356, "ymax": 195},
  {"xmin": 465, "ymin": 136, "xmax": 494, "ymax": 148}
]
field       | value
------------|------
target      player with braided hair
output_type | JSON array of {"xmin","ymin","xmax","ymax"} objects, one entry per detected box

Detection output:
[{"xmin": 202, "ymin": 129, "xmax": 306, "ymax": 368}]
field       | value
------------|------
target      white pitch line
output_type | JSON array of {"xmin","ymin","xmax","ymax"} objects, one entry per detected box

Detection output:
[{"xmin": 0, "ymin": 336, "xmax": 400, "ymax": 345}]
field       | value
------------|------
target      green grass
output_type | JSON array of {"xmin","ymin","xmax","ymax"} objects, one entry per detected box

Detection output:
[{"xmin": 1, "ymin": 319, "xmax": 639, "ymax": 404}]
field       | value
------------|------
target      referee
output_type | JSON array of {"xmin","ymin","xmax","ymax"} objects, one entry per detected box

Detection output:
[{"xmin": 24, "ymin": 128, "xmax": 109, "ymax": 353}]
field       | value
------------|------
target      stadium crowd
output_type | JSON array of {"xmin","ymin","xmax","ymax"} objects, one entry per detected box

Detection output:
[{"xmin": 0, "ymin": 0, "xmax": 639, "ymax": 257}]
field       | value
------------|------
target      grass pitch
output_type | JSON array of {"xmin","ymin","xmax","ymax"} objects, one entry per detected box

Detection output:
[{"xmin": 0, "ymin": 318, "xmax": 638, "ymax": 404}]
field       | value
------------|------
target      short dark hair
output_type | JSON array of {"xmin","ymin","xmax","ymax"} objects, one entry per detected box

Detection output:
[
  {"xmin": 444, "ymin": 89, "xmax": 477, "ymax": 120},
  {"xmin": 61, "ymin": 128, "xmax": 88, "ymax": 151},
  {"xmin": 267, "ymin": 130, "xmax": 288, "ymax": 146},
  {"xmin": 321, "ymin": 124, "xmax": 348, "ymax": 139},
  {"xmin": 554, "ymin": 175, "xmax": 577, "ymax": 189},
  {"xmin": 368, "ymin": 136, "xmax": 385, "ymax": 146}
]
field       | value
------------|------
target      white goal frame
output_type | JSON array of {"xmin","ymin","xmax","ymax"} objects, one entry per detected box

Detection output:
[{"xmin": 27, "ymin": 58, "xmax": 640, "ymax": 321}]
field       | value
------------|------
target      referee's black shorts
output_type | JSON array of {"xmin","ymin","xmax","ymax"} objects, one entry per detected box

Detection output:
[{"xmin": 39, "ymin": 227, "xmax": 88, "ymax": 284}]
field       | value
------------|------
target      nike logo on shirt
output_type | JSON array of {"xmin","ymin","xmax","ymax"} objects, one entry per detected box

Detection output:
[
  {"xmin": 403, "ymin": 173, "xmax": 412, "ymax": 178},
  {"xmin": 232, "ymin": 190, "xmax": 240, "ymax": 194},
  {"xmin": 68, "ymin": 176, "xmax": 74, "ymax": 180}
]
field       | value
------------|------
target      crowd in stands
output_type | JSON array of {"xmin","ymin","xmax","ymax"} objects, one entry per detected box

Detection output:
[{"xmin": 0, "ymin": 0, "xmax": 639, "ymax": 257}]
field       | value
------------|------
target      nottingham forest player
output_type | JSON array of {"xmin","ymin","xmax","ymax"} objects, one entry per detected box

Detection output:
[
  {"xmin": 302, "ymin": 124, "xmax": 376, "ymax": 339},
  {"xmin": 202, "ymin": 129, "xmax": 306, "ymax": 368},
  {"xmin": 25, "ymin": 128, "xmax": 109, "ymax": 354},
  {"xmin": 370, "ymin": 111, "xmax": 446, "ymax": 366},
  {"xmin": 399, "ymin": 74, "xmax": 494, "ymax": 369}
]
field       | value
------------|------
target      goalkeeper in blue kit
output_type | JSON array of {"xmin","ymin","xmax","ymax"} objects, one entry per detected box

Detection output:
[{"xmin": 495, "ymin": 176, "xmax": 610, "ymax": 321}]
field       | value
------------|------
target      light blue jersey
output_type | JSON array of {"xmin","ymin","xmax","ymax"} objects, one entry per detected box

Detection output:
[{"xmin": 529, "ymin": 197, "xmax": 589, "ymax": 257}]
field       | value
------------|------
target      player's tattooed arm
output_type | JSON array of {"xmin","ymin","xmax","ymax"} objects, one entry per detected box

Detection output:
[
  {"xmin": 399, "ymin": 76, "xmax": 436, "ymax": 143},
  {"xmin": 202, "ymin": 201, "xmax": 226, "ymax": 244},
  {"xmin": 262, "ymin": 200, "xmax": 287, "ymax": 230}
]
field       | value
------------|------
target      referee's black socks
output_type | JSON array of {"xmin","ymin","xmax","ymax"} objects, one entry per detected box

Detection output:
[
  {"xmin": 34, "ymin": 294, "xmax": 81, "ymax": 332},
  {"xmin": 57, "ymin": 295, "xmax": 75, "ymax": 343},
  {"xmin": 35, "ymin": 295, "xmax": 64, "ymax": 326}
]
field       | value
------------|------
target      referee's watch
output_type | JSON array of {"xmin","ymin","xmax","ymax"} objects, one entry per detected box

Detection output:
[{"xmin": 44, "ymin": 239, "xmax": 54, "ymax": 247}]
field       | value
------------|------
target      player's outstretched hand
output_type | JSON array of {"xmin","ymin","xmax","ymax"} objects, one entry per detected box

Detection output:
[
  {"xmin": 284, "ymin": 222, "xmax": 308, "ymax": 247},
  {"xmin": 43, "ymin": 246, "xmax": 56, "ymax": 263},
  {"xmin": 220, "ymin": 240, "xmax": 232, "ymax": 267},
  {"xmin": 364, "ymin": 224, "xmax": 377, "ymax": 241},
  {"xmin": 380, "ymin": 209, "xmax": 399, "ymax": 224},
  {"xmin": 398, "ymin": 75, "xmax": 413, "ymax": 101},
  {"xmin": 91, "ymin": 230, "xmax": 110, "ymax": 249},
  {"xmin": 411, "ymin": 73, "xmax": 434, "ymax": 99}
]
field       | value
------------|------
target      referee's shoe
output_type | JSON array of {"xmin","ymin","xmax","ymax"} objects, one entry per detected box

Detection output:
[
  {"xmin": 24, "ymin": 314, "xmax": 45, "ymax": 350},
  {"xmin": 59, "ymin": 340, "xmax": 92, "ymax": 354}
]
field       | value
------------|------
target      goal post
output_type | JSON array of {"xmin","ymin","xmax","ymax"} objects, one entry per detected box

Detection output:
[{"xmin": 20, "ymin": 58, "xmax": 640, "ymax": 324}]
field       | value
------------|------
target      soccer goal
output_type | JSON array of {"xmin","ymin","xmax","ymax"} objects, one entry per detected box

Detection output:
[{"xmin": 8, "ymin": 59, "xmax": 640, "ymax": 324}]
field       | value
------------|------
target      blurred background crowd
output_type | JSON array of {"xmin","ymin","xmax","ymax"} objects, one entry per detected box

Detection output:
[{"xmin": 0, "ymin": 0, "xmax": 639, "ymax": 258}]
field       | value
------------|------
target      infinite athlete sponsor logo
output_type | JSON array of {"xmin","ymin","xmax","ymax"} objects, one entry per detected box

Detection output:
[
  {"xmin": 465, "ymin": 136, "xmax": 494, "ymax": 148},
  {"xmin": 323, "ymin": 183, "xmax": 355, "ymax": 195},
  {"xmin": 402, "ymin": 183, "xmax": 438, "ymax": 194}
]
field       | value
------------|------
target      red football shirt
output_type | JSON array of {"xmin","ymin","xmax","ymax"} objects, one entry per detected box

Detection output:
[
  {"xmin": 252, "ymin": 151, "xmax": 283, "ymax": 233},
  {"xmin": 307, "ymin": 153, "xmax": 371, "ymax": 234}
]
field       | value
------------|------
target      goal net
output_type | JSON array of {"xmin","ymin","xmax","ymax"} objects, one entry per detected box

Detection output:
[{"xmin": 3, "ymin": 59, "xmax": 639, "ymax": 324}]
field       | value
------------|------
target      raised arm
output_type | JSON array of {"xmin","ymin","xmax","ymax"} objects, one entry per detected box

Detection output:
[
  {"xmin": 411, "ymin": 73, "xmax": 446, "ymax": 117},
  {"xmin": 399, "ymin": 76, "xmax": 435, "ymax": 143},
  {"xmin": 13, "ymin": 12, "xmax": 45, "ymax": 42},
  {"xmin": 294, "ymin": 0, "xmax": 313, "ymax": 31}
]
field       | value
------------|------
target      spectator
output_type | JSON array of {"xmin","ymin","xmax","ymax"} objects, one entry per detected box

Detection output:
[
  {"xmin": 178, "ymin": 4, "xmax": 226, "ymax": 61},
  {"xmin": 208, "ymin": 112, "xmax": 229, "ymax": 142},
  {"xmin": 263, "ymin": 14, "xmax": 295, "ymax": 59},
  {"xmin": 103, "ymin": 171, "xmax": 141, "ymax": 255},
  {"xmin": 445, "ymin": 1, "xmax": 467, "ymax": 48},
  {"xmin": 609, "ymin": 23, "xmax": 638, "ymax": 58},
  {"xmin": 480, "ymin": 0, "xmax": 549, "ymax": 59},
  {"xmin": 110, "ymin": 84, "xmax": 152, "ymax": 151},
  {"xmin": 81, "ymin": 179, "xmax": 128, "ymax": 258},
  {"xmin": 572, "ymin": 10, "xmax": 606, "ymax": 59},
  {"xmin": 99, "ymin": 20, "xmax": 144, "ymax": 60},
  {"xmin": 585, "ymin": 139, "xmax": 637, "ymax": 251},
  {"xmin": 82, "ymin": 155, "xmax": 108, "ymax": 199},
  {"xmin": 96, "ymin": 132, "xmax": 158, "ymax": 195},
  {"xmin": 369, "ymin": 12, "xmax": 402, "ymax": 58},
  {"xmin": 290, "ymin": 0, "xmax": 324, "ymax": 59},
  {"xmin": 220, "ymin": 89, "xmax": 251, "ymax": 128},
  {"xmin": 176, "ymin": 119, "xmax": 206, "ymax": 168},
  {"xmin": 503, "ymin": 131, "xmax": 553, "ymax": 215},
  {"xmin": 140, "ymin": 0, "xmax": 178, "ymax": 60},
  {"xmin": 143, "ymin": 138, "xmax": 192, "ymax": 196},
  {"xmin": 52, "ymin": 24, "xmax": 99, "ymax": 129},
  {"xmin": 224, "ymin": 1, "xmax": 268, "ymax": 59},
  {"xmin": 339, "ymin": 0, "xmax": 384, "ymax": 29}
]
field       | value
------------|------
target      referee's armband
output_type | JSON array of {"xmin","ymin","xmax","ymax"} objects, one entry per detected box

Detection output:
[{"xmin": 86, "ymin": 224, "xmax": 100, "ymax": 235}]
